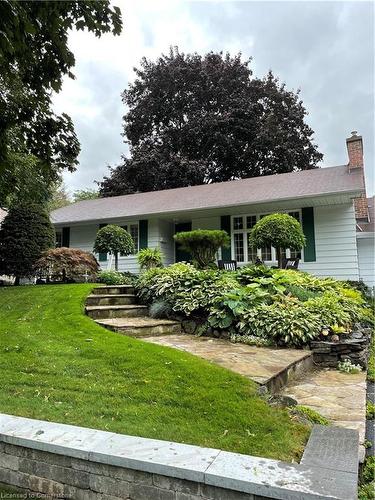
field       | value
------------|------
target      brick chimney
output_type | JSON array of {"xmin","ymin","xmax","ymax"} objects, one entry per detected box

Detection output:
[
  {"xmin": 346, "ymin": 131, "xmax": 368, "ymax": 221},
  {"xmin": 346, "ymin": 131, "xmax": 364, "ymax": 170}
]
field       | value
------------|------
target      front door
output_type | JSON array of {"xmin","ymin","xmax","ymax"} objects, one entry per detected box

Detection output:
[{"xmin": 175, "ymin": 222, "xmax": 192, "ymax": 262}]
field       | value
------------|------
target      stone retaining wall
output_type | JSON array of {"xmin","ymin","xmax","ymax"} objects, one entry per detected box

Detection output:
[
  {"xmin": 0, "ymin": 414, "xmax": 358, "ymax": 500},
  {"xmin": 311, "ymin": 334, "xmax": 370, "ymax": 368}
]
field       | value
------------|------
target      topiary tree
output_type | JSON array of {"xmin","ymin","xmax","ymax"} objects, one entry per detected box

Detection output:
[
  {"xmin": 93, "ymin": 225, "xmax": 134, "ymax": 271},
  {"xmin": 137, "ymin": 247, "xmax": 163, "ymax": 271},
  {"xmin": 35, "ymin": 247, "xmax": 99, "ymax": 283},
  {"xmin": 174, "ymin": 229, "xmax": 230, "ymax": 269},
  {"xmin": 249, "ymin": 213, "xmax": 306, "ymax": 269},
  {"xmin": 0, "ymin": 203, "xmax": 54, "ymax": 285}
]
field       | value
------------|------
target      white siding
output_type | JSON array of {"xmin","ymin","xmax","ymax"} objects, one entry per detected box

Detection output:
[
  {"xmin": 300, "ymin": 204, "xmax": 359, "ymax": 280},
  {"xmin": 357, "ymin": 236, "xmax": 375, "ymax": 289}
]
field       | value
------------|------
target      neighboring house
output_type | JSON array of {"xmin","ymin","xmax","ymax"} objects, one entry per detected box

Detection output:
[
  {"xmin": 51, "ymin": 132, "xmax": 371, "ymax": 282},
  {"xmin": 356, "ymin": 195, "xmax": 375, "ymax": 289}
]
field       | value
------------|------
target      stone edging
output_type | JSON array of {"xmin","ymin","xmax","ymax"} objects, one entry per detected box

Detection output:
[{"xmin": 0, "ymin": 414, "xmax": 359, "ymax": 499}]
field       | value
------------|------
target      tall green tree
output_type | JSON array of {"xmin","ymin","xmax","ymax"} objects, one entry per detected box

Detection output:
[
  {"xmin": 99, "ymin": 48, "xmax": 322, "ymax": 197},
  {"xmin": 73, "ymin": 189, "xmax": 99, "ymax": 203},
  {"xmin": 0, "ymin": 203, "xmax": 55, "ymax": 284},
  {"xmin": 0, "ymin": 1, "xmax": 123, "ymax": 205}
]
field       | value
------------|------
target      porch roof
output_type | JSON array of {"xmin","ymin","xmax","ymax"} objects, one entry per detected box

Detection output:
[{"xmin": 52, "ymin": 165, "xmax": 364, "ymax": 225}]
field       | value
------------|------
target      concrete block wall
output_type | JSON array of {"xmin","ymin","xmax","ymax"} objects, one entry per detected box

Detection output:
[{"xmin": 0, "ymin": 414, "xmax": 359, "ymax": 500}]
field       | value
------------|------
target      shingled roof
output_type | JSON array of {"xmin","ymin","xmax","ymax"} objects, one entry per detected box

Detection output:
[{"xmin": 52, "ymin": 165, "xmax": 364, "ymax": 225}]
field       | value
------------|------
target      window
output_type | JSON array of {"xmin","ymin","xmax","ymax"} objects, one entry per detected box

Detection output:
[
  {"xmin": 233, "ymin": 216, "xmax": 243, "ymax": 230},
  {"xmin": 121, "ymin": 224, "xmax": 139, "ymax": 255},
  {"xmin": 234, "ymin": 233, "xmax": 244, "ymax": 262},
  {"xmin": 231, "ymin": 211, "xmax": 303, "ymax": 263}
]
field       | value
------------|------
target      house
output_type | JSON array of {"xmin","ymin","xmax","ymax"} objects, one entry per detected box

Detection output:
[
  {"xmin": 51, "ymin": 132, "xmax": 372, "ymax": 284},
  {"xmin": 356, "ymin": 195, "xmax": 375, "ymax": 289}
]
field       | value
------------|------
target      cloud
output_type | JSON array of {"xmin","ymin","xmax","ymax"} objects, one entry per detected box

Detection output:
[{"xmin": 53, "ymin": 0, "xmax": 374, "ymax": 195}]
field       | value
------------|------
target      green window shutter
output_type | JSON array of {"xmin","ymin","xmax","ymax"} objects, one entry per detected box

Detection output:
[
  {"xmin": 220, "ymin": 215, "xmax": 232, "ymax": 260},
  {"xmin": 62, "ymin": 227, "xmax": 70, "ymax": 248},
  {"xmin": 139, "ymin": 220, "xmax": 148, "ymax": 250},
  {"xmin": 302, "ymin": 207, "xmax": 316, "ymax": 262},
  {"xmin": 98, "ymin": 224, "xmax": 107, "ymax": 262}
]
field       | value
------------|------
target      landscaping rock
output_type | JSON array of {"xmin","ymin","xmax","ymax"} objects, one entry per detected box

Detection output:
[
  {"xmin": 310, "ymin": 334, "xmax": 370, "ymax": 369},
  {"xmin": 182, "ymin": 320, "xmax": 197, "ymax": 335},
  {"xmin": 268, "ymin": 395, "xmax": 297, "ymax": 408}
]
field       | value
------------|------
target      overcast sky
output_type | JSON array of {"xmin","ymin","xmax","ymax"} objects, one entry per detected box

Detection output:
[{"xmin": 53, "ymin": 0, "xmax": 374, "ymax": 196}]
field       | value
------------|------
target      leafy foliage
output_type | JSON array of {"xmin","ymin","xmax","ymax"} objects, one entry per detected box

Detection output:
[
  {"xmin": 35, "ymin": 247, "xmax": 99, "ymax": 282},
  {"xmin": 250, "ymin": 214, "xmax": 306, "ymax": 268},
  {"xmin": 73, "ymin": 189, "xmax": 99, "ymax": 202},
  {"xmin": 136, "ymin": 263, "xmax": 238, "ymax": 316},
  {"xmin": 136, "ymin": 262, "xmax": 374, "ymax": 347},
  {"xmin": 337, "ymin": 359, "xmax": 362, "ymax": 374},
  {"xmin": 235, "ymin": 296, "xmax": 322, "ymax": 347},
  {"xmin": 94, "ymin": 225, "xmax": 135, "ymax": 271},
  {"xmin": 0, "ymin": 203, "xmax": 54, "ymax": 283},
  {"xmin": 174, "ymin": 230, "xmax": 230, "ymax": 269},
  {"xmin": 99, "ymin": 48, "xmax": 322, "ymax": 197},
  {"xmin": 366, "ymin": 401, "xmax": 375, "ymax": 420},
  {"xmin": 359, "ymin": 456, "xmax": 375, "ymax": 500},
  {"xmin": 97, "ymin": 270, "xmax": 136, "ymax": 286},
  {"xmin": 149, "ymin": 300, "xmax": 174, "ymax": 319},
  {"xmin": 292, "ymin": 406, "xmax": 330, "ymax": 426},
  {"xmin": 0, "ymin": 1, "xmax": 122, "ymax": 205},
  {"xmin": 137, "ymin": 247, "xmax": 163, "ymax": 270}
]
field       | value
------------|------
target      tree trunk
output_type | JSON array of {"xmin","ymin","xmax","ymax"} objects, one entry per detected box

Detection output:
[
  {"xmin": 14, "ymin": 276, "xmax": 20, "ymax": 286},
  {"xmin": 276, "ymin": 248, "xmax": 283, "ymax": 269},
  {"xmin": 114, "ymin": 253, "xmax": 118, "ymax": 271}
]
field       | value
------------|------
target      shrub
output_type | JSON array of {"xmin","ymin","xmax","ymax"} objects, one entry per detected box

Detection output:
[
  {"xmin": 137, "ymin": 247, "xmax": 163, "ymax": 270},
  {"xmin": 284, "ymin": 284, "xmax": 319, "ymax": 302},
  {"xmin": 237, "ymin": 296, "xmax": 322, "ymax": 346},
  {"xmin": 0, "ymin": 203, "xmax": 54, "ymax": 285},
  {"xmin": 98, "ymin": 270, "xmax": 136, "ymax": 285},
  {"xmin": 149, "ymin": 300, "xmax": 174, "ymax": 319},
  {"xmin": 94, "ymin": 225, "xmax": 134, "ymax": 271},
  {"xmin": 173, "ymin": 229, "xmax": 230, "ymax": 269},
  {"xmin": 249, "ymin": 213, "xmax": 306, "ymax": 268},
  {"xmin": 136, "ymin": 262, "xmax": 237, "ymax": 316},
  {"xmin": 35, "ymin": 248, "xmax": 99, "ymax": 282}
]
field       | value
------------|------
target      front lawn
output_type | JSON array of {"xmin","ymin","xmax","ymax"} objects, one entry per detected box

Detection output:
[{"xmin": 0, "ymin": 284, "xmax": 308, "ymax": 461}]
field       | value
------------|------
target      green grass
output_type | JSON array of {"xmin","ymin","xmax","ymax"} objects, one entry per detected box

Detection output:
[{"xmin": 0, "ymin": 284, "xmax": 309, "ymax": 461}]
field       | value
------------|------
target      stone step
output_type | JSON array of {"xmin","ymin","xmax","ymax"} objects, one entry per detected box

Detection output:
[
  {"xmin": 86, "ymin": 294, "xmax": 136, "ymax": 306},
  {"xmin": 86, "ymin": 304, "xmax": 147, "ymax": 320},
  {"xmin": 92, "ymin": 285, "xmax": 135, "ymax": 295},
  {"xmin": 95, "ymin": 317, "xmax": 182, "ymax": 337}
]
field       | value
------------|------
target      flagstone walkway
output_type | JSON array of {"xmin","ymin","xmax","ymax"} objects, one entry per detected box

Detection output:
[
  {"xmin": 142, "ymin": 334, "xmax": 312, "ymax": 390},
  {"xmin": 142, "ymin": 333, "xmax": 367, "ymax": 460},
  {"xmin": 282, "ymin": 368, "xmax": 367, "ymax": 446}
]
